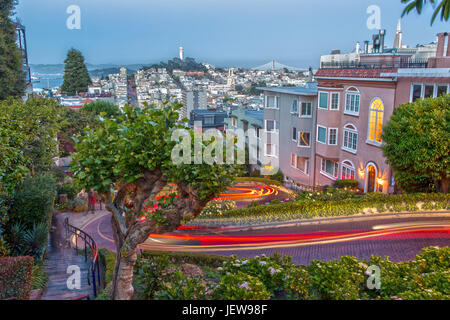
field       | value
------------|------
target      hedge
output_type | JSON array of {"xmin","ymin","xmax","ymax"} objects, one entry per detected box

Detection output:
[
  {"xmin": 234, "ymin": 177, "xmax": 282, "ymax": 186},
  {"xmin": 0, "ymin": 256, "xmax": 34, "ymax": 300},
  {"xmin": 140, "ymin": 250, "xmax": 229, "ymax": 268},
  {"xmin": 9, "ymin": 174, "xmax": 57, "ymax": 230},
  {"xmin": 189, "ymin": 193, "xmax": 450, "ymax": 226}
]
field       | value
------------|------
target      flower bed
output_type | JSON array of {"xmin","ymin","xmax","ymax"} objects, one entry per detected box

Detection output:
[
  {"xmin": 188, "ymin": 193, "xmax": 450, "ymax": 226},
  {"xmin": 130, "ymin": 246, "xmax": 449, "ymax": 300}
]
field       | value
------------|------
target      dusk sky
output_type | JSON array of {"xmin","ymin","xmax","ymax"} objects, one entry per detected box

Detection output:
[{"xmin": 16, "ymin": 0, "xmax": 448, "ymax": 68}]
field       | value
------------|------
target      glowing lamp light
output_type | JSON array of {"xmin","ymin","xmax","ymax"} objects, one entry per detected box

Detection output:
[
  {"xmin": 358, "ymin": 169, "xmax": 365, "ymax": 177},
  {"xmin": 377, "ymin": 178, "xmax": 384, "ymax": 185}
]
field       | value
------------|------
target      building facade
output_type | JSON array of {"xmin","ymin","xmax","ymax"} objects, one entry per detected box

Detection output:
[
  {"xmin": 313, "ymin": 32, "xmax": 449, "ymax": 194},
  {"xmin": 260, "ymin": 83, "xmax": 318, "ymax": 188}
]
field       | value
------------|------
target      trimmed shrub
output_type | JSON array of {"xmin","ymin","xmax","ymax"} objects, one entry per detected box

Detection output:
[
  {"xmin": 234, "ymin": 177, "xmax": 282, "ymax": 186},
  {"xmin": 140, "ymin": 250, "xmax": 228, "ymax": 268},
  {"xmin": 0, "ymin": 256, "xmax": 34, "ymax": 300},
  {"xmin": 196, "ymin": 193, "xmax": 449, "ymax": 222},
  {"xmin": 334, "ymin": 179, "xmax": 359, "ymax": 189}
]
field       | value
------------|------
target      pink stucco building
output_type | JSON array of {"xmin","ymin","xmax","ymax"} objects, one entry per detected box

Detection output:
[{"xmin": 313, "ymin": 32, "xmax": 450, "ymax": 193}]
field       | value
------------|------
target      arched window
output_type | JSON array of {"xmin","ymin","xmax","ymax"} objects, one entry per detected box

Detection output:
[
  {"xmin": 343, "ymin": 124, "xmax": 358, "ymax": 153},
  {"xmin": 341, "ymin": 160, "xmax": 355, "ymax": 180},
  {"xmin": 368, "ymin": 98, "xmax": 384, "ymax": 143},
  {"xmin": 345, "ymin": 87, "xmax": 360, "ymax": 115}
]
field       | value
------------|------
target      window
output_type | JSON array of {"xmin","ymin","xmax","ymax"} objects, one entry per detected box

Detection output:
[
  {"xmin": 437, "ymin": 85, "xmax": 448, "ymax": 97},
  {"xmin": 341, "ymin": 161, "xmax": 355, "ymax": 180},
  {"xmin": 411, "ymin": 84, "xmax": 449, "ymax": 101},
  {"xmin": 301, "ymin": 102, "xmax": 312, "ymax": 117},
  {"xmin": 298, "ymin": 132, "xmax": 310, "ymax": 147},
  {"xmin": 231, "ymin": 117, "xmax": 238, "ymax": 127},
  {"xmin": 266, "ymin": 96, "xmax": 278, "ymax": 109},
  {"xmin": 265, "ymin": 144, "xmax": 277, "ymax": 157},
  {"xmin": 328, "ymin": 128, "xmax": 338, "ymax": 145},
  {"xmin": 319, "ymin": 92, "xmax": 329, "ymax": 109},
  {"xmin": 345, "ymin": 88, "xmax": 360, "ymax": 115},
  {"xmin": 204, "ymin": 116, "xmax": 214, "ymax": 125},
  {"xmin": 317, "ymin": 126, "xmax": 327, "ymax": 144},
  {"xmin": 265, "ymin": 120, "xmax": 278, "ymax": 132},
  {"xmin": 291, "ymin": 153, "xmax": 296, "ymax": 167},
  {"xmin": 424, "ymin": 85, "xmax": 434, "ymax": 98},
  {"xmin": 291, "ymin": 100, "xmax": 299, "ymax": 114},
  {"xmin": 412, "ymin": 84, "xmax": 422, "ymax": 101},
  {"xmin": 367, "ymin": 98, "xmax": 384, "ymax": 144},
  {"xmin": 321, "ymin": 159, "xmax": 339, "ymax": 179},
  {"xmin": 331, "ymin": 92, "xmax": 339, "ymax": 110},
  {"xmin": 297, "ymin": 157, "xmax": 310, "ymax": 174},
  {"xmin": 343, "ymin": 124, "xmax": 358, "ymax": 152},
  {"xmin": 292, "ymin": 127, "xmax": 297, "ymax": 141}
]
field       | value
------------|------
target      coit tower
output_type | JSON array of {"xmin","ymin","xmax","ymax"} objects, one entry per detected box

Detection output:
[{"xmin": 179, "ymin": 46, "xmax": 184, "ymax": 60}]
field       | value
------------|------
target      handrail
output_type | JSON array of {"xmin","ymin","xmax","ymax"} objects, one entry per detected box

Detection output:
[
  {"xmin": 72, "ymin": 294, "xmax": 90, "ymax": 300},
  {"xmin": 64, "ymin": 217, "xmax": 101, "ymax": 298}
]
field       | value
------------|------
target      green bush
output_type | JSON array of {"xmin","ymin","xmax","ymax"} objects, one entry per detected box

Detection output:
[
  {"xmin": 99, "ymin": 248, "xmax": 116, "ymax": 285},
  {"xmin": 307, "ymin": 256, "xmax": 368, "ymax": 300},
  {"xmin": 270, "ymin": 170, "xmax": 284, "ymax": 184},
  {"xmin": 57, "ymin": 183, "xmax": 81, "ymax": 201},
  {"xmin": 0, "ymin": 256, "xmax": 34, "ymax": 300},
  {"xmin": 214, "ymin": 271, "xmax": 271, "ymax": 300},
  {"xmin": 32, "ymin": 263, "xmax": 48, "ymax": 290},
  {"xmin": 70, "ymin": 197, "xmax": 88, "ymax": 212},
  {"xmin": 153, "ymin": 271, "xmax": 213, "ymax": 300},
  {"xmin": 9, "ymin": 174, "xmax": 56, "ymax": 230},
  {"xmin": 200, "ymin": 200, "xmax": 237, "ymax": 217},
  {"xmin": 334, "ymin": 179, "xmax": 359, "ymax": 189}
]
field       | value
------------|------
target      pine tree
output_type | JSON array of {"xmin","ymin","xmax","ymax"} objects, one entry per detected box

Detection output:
[
  {"xmin": 61, "ymin": 48, "xmax": 92, "ymax": 96},
  {"xmin": 0, "ymin": 0, "xmax": 26, "ymax": 100}
]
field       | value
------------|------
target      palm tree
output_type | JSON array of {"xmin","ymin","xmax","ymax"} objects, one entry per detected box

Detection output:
[{"xmin": 401, "ymin": 0, "xmax": 450, "ymax": 24}]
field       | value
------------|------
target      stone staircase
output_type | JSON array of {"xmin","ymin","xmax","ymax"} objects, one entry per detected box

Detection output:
[{"xmin": 40, "ymin": 214, "xmax": 92, "ymax": 300}]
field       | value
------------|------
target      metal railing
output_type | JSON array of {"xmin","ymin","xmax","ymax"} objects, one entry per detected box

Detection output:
[
  {"xmin": 64, "ymin": 217, "xmax": 101, "ymax": 298},
  {"xmin": 320, "ymin": 59, "xmax": 428, "ymax": 69}
]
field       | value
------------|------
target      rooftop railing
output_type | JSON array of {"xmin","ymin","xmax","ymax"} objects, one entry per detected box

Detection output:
[{"xmin": 320, "ymin": 59, "xmax": 428, "ymax": 69}]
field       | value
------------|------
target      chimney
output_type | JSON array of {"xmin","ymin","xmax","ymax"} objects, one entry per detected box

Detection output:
[
  {"xmin": 356, "ymin": 42, "xmax": 361, "ymax": 53},
  {"xmin": 446, "ymin": 34, "xmax": 450, "ymax": 57},
  {"xmin": 307, "ymin": 67, "xmax": 313, "ymax": 82},
  {"xmin": 364, "ymin": 41, "xmax": 369, "ymax": 54},
  {"xmin": 436, "ymin": 33, "xmax": 447, "ymax": 57},
  {"xmin": 379, "ymin": 29, "xmax": 386, "ymax": 53}
]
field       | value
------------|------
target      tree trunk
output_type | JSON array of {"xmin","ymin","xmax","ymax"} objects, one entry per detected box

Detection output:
[
  {"xmin": 111, "ymin": 246, "xmax": 137, "ymax": 300},
  {"xmin": 440, "ymin": 177, "xmax": 449, "ymax": 193}
]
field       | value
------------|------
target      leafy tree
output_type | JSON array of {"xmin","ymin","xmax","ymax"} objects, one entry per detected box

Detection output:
[
  {"xmin": 401, "ymin": 0, "xmax": 450, "ymax": 24},
  {"xmin": 81, "ymin": 101, "xmax": 121, "ymax": 118},
  {"xmin": 57, "ymin": 107, "xmax": 92, "ymax": 157},
  {"xmin": 0, "ymin": 0, "xmax": 26, "ymax": 100},
  {"xmin": 71, "ymin": 102, "xmax": 238, "ymax": 299},
  {"xmin": 0, "ymin": 97, "xmax": 60, "ymax": 174},
  {"xmin": 61, "ymin": 49, "xmax": 92, "ymax": 96},
  {"xmin": 382, "ymin": 94, "xmax": 450, "ymax": 193}
]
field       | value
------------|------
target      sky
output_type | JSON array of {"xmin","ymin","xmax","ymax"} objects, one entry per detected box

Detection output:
[{"xmin": 15, "ymin": 0, "xmax": 449, "ymax": 68}]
